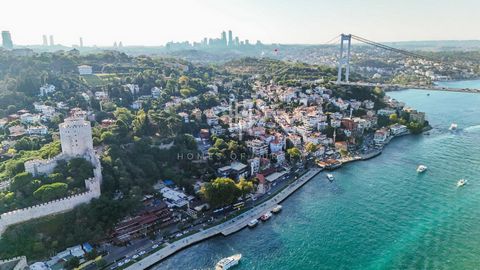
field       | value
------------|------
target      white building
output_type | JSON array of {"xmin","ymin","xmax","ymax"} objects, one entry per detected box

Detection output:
[
  {"xmin": 94, "ymin": 91, "xmax": 108, "ymax": 100},
  {"xmin": 78, "ymin": 65, "xmax": 92, "ymax": 75},
  {"xmin": 27, "ymin": 125, "xmax": 48, "ymax": 135},
  {"xmin": 39, "ymin": 84, "xmax": 56, "ymax": 96},
  {"xmin": 125, "ymin": 84, "xmax": 140, "ymax": 95},
  {"xmin": 390, "ymin": 124, "xmax": 408, "ymax": 136},
  {"xmin": 151, "ymin": 87, "xmax": 162, "ymax": 98},
  {"xmin": 59, "ymin": 117, "xmax": 93, "ymax": 157},
  {"xmin": 20, "ymin": 113, "xmax": 41, "ymax": 124}
]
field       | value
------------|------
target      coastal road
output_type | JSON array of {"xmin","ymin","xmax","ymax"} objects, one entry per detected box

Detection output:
[{"xmin": 125, "ymin": 168, "xmax": 321, "ymax": 270}]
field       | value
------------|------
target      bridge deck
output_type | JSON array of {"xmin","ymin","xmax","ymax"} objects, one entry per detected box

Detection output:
[{"xmin": 334, "ymin": 81, "xmax": 480, "ymax": 93}]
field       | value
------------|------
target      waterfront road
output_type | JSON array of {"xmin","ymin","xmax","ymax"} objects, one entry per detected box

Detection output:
[{"xmin": 125, "ymin": 168, "xmax": 321, "ymax": 270}]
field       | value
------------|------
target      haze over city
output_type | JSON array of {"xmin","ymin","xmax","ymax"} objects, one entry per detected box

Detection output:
[{"xmin": 2, "ymin": 0, "xmax": 480, "ymax": 46}]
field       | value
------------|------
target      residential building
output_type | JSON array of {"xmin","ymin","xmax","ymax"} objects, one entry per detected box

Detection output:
[
  {"xmin": 77, "ymin": 65, "xmax": 92, "ymax": 75},
  {"xmin": 39, "ymin": 84, "xmax": 56, "ymax": 96}
]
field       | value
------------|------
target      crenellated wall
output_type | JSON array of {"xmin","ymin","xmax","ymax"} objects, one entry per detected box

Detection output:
[{"xmin": 0, "ymin": 153, "xmax": 102, "ymax": 236}]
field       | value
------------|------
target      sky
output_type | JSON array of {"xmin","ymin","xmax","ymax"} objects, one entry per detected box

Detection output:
[{"xmin": 1, "ymin": 0, "xmax": 479, "ymax": 47}]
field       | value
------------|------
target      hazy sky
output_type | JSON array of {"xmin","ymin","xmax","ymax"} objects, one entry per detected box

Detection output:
[{"xmin": 2, "ymin": 0, "xmax": 479, "ymax": 46}]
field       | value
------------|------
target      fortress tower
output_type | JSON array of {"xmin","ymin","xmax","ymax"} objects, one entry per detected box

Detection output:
[{"xmin": 59, "ymin": 117, "xmax": 93, "ymax": 157}]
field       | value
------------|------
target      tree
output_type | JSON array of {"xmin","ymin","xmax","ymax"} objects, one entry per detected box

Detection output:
[
  {"xmin": 33, "ymin": 183, "xmax": 68, "ymax": 202},
  {"xmin": 305, "ymin": 142, "xmax": 317, "ymax": 153},
  {"xmin": 287, "ymin": 147, "xmax": 301, "ymax": 162},
  {"xmin": 200, "ymin": 177, "xmax": 240, "ymax": 208},
  {"xmin": 236, "ymin": 178, "xmax": 253, "ymax": 198},
  {"xmin": 389, "ymin": 113, "xmax": 398, "ymax": 123}
]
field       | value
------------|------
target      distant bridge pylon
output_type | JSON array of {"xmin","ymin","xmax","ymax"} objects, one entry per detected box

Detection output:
[{"xmin": 337, "ymin": 34, "xmax": 352, "ymax": 83}]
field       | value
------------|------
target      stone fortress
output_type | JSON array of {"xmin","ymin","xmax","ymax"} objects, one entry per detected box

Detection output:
[{"xmin": 0, "ymin": 116, "xmax": 102, "ymax": 235}]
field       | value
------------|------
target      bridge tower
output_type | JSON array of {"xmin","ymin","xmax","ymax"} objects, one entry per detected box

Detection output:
[{"xmin": 337, "ymin": 34, "xmax": 352, "ymax": 83}]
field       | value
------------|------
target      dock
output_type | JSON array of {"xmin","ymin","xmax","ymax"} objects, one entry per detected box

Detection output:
[{"xmin": 125, "ymin": 168, "xmax": 321, "ymax": 270}]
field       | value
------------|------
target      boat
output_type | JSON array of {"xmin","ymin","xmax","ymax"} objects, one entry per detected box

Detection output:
[
  {"xmin": 416, "ymin": 165, "xmax": 427, "ymax": 173},
  {"xmin": 326, "ymin": 173, "xmax": 335, "ymax": 181},
  {"xmin": 260, "ymin": 212, "xmax": 272, "ymax": 221},
  {"xmin": 272, "ymin": 205, "xmax": 282, "ymax": 213},
  {"xmin": 247, "ymin": 219, "xmax": 258, "ymax": 228},
  {"xmin": 215, "ymin": 254, "xmax": 242, "ymax": 270},
  {"xmin": 449, "ymin": 123, "xmax": 458, "ymax": 130},
  {"xmin": 457, "ymin": 179, "xmax": 467, "ymax": 187}
]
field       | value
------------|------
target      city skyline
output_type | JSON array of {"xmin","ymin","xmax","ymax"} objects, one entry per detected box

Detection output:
[{"xmin": 1, "ymin": 0, "xmax": 480, "ymax": 47}]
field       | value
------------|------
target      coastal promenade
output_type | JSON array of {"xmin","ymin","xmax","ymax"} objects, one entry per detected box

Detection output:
[{"xmin": 125, "ymin": 168, "xmax": 321, "ymax": 270}]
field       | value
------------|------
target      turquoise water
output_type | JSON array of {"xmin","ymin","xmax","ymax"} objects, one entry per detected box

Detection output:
[{"xmin": 157, "ymin": 81, "xmax": 480, "ymax": 270}]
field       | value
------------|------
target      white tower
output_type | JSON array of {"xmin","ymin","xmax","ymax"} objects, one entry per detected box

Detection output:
[
  {"xmin": 337, "ymin": 34, "xmax": 352, "ymax": 83},
  {"xmin": 59, "ymin": 117, "xmax": 93, "ymax": 157}
]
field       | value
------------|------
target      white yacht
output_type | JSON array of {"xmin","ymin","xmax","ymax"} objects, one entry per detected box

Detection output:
[
  {"xmin": 449, "ymin": 123, "xmax": 458, "ymax": 130},
  {"xmin": 247, "ymin": 219, "xmax": 258, "ymax": 228},
  {"xmin": 457, "ymin": 179, "xmax": 467, "ymax": 187},
  {"xmin": 272, "ymin": 205, "xmax": 282, "ymax": 213},
  {"xmin": 326, "ymin": 173, "xmax": 335, "ymax": 181},
  {"xmin": 260, "ymin": 211, "xmax": 272, "ymax": 221},
  {"xmin": 417, "ymin": 165, "xmax": 427, "ymax": 173},
  {"xmin": 215, "ymin": 254, "xmax": 242, "ymax": 270}
]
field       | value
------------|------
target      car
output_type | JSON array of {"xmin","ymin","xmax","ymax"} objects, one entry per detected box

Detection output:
[
  {"xmin": 117, "ymin": 262, "xmax": 124, "ymax": 267},
  {"xmin": 152, "ymin": 244, "xmax": 159, "ymax": 249},
  {"xmin": 124, "ymin": 259, "xmax": 131, "ymax": 264},
  {"xmin": 139, "ymin": 251, "xmax": 146, "ymax": 256},
  {"xmin": 132, "ymin": 254, "xmax": 139, "ymax": 259}
]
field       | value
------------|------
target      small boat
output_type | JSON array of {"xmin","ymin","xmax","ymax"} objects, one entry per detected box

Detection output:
[
  {"xmin": 427, "ymin": 93, "xmax": 430, "ymax": 96},
  {"xmin": 215, "ymin": 254, "xmax": 242, "ymax": 270},
  {"xmin": 326, "ymin": 173, "xmax": 335, "ymax": 181},
  {"xmin": 416, "ymin": 165, "xmax": 427, "ymax": 173},
  {"xmin": 457, "ymin": 179, "xmax": 467, "ymax": 187},
  {"xmin": 449, "ymin": 123, "xmax": 458, "ymax": 130},
  {"xmin": 247, "ymin": 219, "xmax": 258, "ymax": 228},
  {"xmin": 260, "ymin": 212, "xmax": 272, "ymax": 221},
  {"xmin": 272, "ymin": 205, "xmax": 282, "ymax": 213}
]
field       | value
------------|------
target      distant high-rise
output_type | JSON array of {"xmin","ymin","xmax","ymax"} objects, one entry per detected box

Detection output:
[
  {"xmin": 79, "ymin": 37, "xmax": 83, "ymax": 48},
  {"xmin": 221, "ymin": 31, "xmax": 227, "ymax": 47},
  {"xmin": 228, "ymin": 30, "xmax": 233, "ymax": 47},
  {"xmin": 49, "ymin": 35, "xmax": 54, "ymax": 46},
  {"xmin": 118, "ymin": 41, "xmax": 123, "ymax": 48},
  {"xmin": 113, "ymin": 41, "xmax": 117, "ymax": 48},
  {"xmin": 1, "ymin": 31, "xmax": 13, "ymax": 49},
  {"xmin": 234, "ymin": 36, "xmax": 239, "ymax": 47},
  {"xmin": 42, "ymin": 35, "xmax": 48, "ymax": 46}
]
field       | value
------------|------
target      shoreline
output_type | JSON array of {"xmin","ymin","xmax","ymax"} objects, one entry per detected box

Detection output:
[
  {"xmin": 124, "ymin": 168, "xmax": 321, "ymax": 270},
  {"xmin": 123, "ymin": 129, "xmax": 425, "ymax": 269}
]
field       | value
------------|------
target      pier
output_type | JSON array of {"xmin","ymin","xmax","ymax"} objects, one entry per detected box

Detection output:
[{"xmin": 125, "ymin": 168, "xmax": 321, "ymax": 270}]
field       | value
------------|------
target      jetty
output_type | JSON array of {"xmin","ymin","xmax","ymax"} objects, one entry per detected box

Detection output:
[{"xmin": 125, "ymin": 168, "xmax": 321, "ymax": 270}]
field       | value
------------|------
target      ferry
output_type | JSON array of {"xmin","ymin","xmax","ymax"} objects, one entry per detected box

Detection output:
[
  {"xmin": 449, "ymin": 123, "xmax": 458, "ymax": 131},
  {"xmin": 457, "ymin": 179, "xmax": 467, "ymax": 187},
  {"xmin": 247, "ymin": 219, "xmax": 259, "ymax": 228},
  {"xmin": 260, "ymin": 211, "xmax": 272, "ymax": 221},
  {"xmin": 215, "ymin": 254, "xmax": 242, "ymax": 270},
  {"xmin": 326, "ymin": 173, "xmax": 335, "ymax": 181},
  {"xmin": 416, "ymin": 165, "xmax": 427, "ymax": 173},
  {"xmin": 272, "ymin": 205, "xmax": 282, "ymax": 213}
]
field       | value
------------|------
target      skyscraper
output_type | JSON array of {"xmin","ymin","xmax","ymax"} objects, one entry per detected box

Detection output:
[
  {"xmin": 221, "ymin": 31, "xmax": 227, "ymax": 47},
  {"xmin": 49, "ymin": 35, "xmax": 54, "ymax": 46},
  {"xmin": 1, "ymin": 31, "xmax": 13, "ymax": 49},
  {"xmin": 228, "ymin": 30, "xmax": 233, "ymax": 47},
  {"xmin": 42, "ymin": 35, "xmax": 48, "ymax": 46},
  {"xmin": 234, "ymin": 36, "xmax": 239, "ymax": 47},
  {"xmin": 79, "ymin": 37, "xmax": 83, "ymax": 48}
]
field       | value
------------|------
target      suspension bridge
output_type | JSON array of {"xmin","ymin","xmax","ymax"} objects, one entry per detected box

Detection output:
[{"xmin": 332, "ymin": 34, "xmax": 480, "ymax": 93}]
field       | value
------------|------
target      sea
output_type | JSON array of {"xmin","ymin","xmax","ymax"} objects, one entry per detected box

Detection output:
[{"xmin": 156, "ymin": 80, "xmax": 480, "ymax": 270}]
